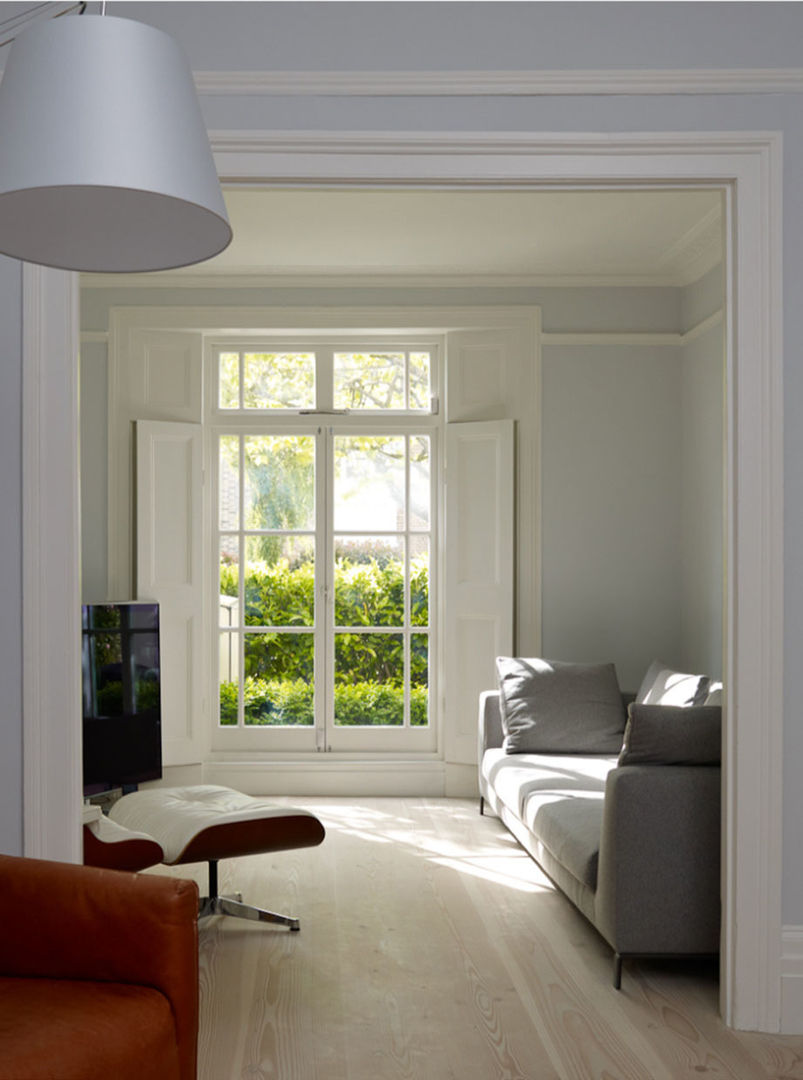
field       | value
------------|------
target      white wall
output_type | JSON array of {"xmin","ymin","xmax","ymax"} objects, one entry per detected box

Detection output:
[{"xmin": 0, "ymin": 256, "xmax": 22, "ymax": 856}]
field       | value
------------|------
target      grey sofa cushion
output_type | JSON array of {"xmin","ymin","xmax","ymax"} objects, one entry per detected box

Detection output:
[
  {"xmin": 635, "ymin": 660, "xmax": 710, "ymax": 707},
  {"xmin": 496, "ymin": 657, "xmax": 626, "ymax": 754},
  {"xmin": 618, "ymin": 703, "xmax": 721, "ymax": 766},
  {"xmin": 526, "ymin": 794, "xmax": 606, "ymax": 889}
]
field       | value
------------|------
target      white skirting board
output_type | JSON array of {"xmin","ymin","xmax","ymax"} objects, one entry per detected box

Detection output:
[
  {"xmin": 203, "ymin": 759, "xmax": 479, "ymax": 799},
  {"xmin": 781, "ymin": 927, "xmax": 803, "ymax": 1034}
]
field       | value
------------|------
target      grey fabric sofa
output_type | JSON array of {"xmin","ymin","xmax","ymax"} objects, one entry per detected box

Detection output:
[{"xmin": 478, "ymin": 683, "xmax": 721, "ymax": 988}]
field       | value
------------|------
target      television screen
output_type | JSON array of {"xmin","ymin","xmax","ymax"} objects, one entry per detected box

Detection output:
[{"xmin": 82, "ymin": 602, "xmax": 163, "ymax": 794}]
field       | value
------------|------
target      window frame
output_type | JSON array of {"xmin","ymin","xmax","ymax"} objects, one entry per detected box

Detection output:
[{"xmin": 206, "ymin": 334, "xmax": 442, "ymax": 755}]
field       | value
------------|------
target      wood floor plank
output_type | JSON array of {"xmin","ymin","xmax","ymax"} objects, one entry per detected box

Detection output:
[{"xmin": 147, "ymin": 797, "xmax": 803, "ymax": 1080}]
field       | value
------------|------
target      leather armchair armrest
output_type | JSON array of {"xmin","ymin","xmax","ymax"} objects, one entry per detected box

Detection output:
[{"xmin": 0, "ymin": 854, "xmax": 198, "ymax": 1078}]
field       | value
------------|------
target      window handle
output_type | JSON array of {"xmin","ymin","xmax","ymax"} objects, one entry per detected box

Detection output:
[{"xmin": 298, "ymin": 409, "xmax": 348, "ymax": 415}]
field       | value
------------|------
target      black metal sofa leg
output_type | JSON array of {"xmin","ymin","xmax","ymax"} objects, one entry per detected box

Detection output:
[{"xmin": 613, "ymin": 953, "xmax": 623, "ymax": 989}]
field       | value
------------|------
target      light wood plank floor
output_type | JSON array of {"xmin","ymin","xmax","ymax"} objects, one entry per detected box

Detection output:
[{"xmin": 154, "ymin": 798, "xmax": 803, "ymax": 1080}]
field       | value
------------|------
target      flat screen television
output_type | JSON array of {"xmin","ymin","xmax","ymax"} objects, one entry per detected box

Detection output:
[{"xmin": 82, "ymin": 601, "xmax": 163, "ymax": 795}]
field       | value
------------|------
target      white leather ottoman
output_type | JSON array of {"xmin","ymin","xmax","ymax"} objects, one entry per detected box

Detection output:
[{"xmin": 106, "ymin": 785, "xmax": 325, "ymax": 930}]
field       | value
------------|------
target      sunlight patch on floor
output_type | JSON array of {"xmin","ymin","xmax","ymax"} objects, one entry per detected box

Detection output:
[{"xmin": 430, "ymin": 854, "xmax": 550, "ymax": 892}]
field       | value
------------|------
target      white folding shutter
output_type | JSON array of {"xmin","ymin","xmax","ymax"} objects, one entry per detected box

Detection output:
[
  {"xmin": 135, "ymin": 420, "xmax": 203, "ymax": 767},
  {"xmin": 445, "ymin": 321, "xmax": 539, "ymax": 655},
  {"xmin": 444, "ymin": 419, "xmax": 514, "ymax": 766},
  {"xmin": 109, "ymin": 326, "xmax": 202, "ymax": 598}
]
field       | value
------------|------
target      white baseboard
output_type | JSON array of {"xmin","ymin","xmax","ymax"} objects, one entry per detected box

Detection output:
[
  {"xmin": 203, "ymin": 758, "xmax": 448, "ymax": 797},
  {"xmin": 780, "ymin": 927, "xmax": 803, "ymax": 1034},
  {"xmin": 444, "ymin": 763, "xmax": 480, "ymax": 798}
]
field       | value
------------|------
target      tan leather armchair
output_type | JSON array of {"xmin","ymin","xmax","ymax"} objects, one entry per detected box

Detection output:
[{"xmin": 0, "ymin": 853, "xmax": 199, "ymax": 1080}]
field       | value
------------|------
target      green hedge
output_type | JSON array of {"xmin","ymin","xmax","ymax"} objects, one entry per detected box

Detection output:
[
  {"xmin": 219, "ymin": 554, "xmax": 429, "ymax": 726},
  {"xmin": 220, "ymin": 677, "xmax": 428, "ymax": 727},
  {"xmin": 221, "ymin": 555, "xmax": 428, "ymax": 686},
  {"xmin": 221, "ymin": 554, "xmax": 428, "ymax": 628}
]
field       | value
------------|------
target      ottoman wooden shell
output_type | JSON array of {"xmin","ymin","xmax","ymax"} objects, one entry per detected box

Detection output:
[{"xmin": 108, "ymin": 785, "xmax": 325, "ymax": 930}]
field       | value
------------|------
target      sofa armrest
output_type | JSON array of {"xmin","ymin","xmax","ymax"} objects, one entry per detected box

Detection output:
[
  {"xmin": 0, "ymin": 854, "xmax": 198, "ymax": 1079},
  {"xmin": 595, "ymin": 765, "xmax": 720, "ymax": 956},
  {"xmin": 479, "ymin": 690, "xmax": 504, "ymax": 755}
]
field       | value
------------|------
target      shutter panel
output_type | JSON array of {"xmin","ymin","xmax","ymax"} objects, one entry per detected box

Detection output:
[
  {"xmin": 444, "ymin": 419, "xmax": 514, "ymax": 766},
  {"xmin": 135, "ymin": 420, "xmax": 203, "ymax": 767}
]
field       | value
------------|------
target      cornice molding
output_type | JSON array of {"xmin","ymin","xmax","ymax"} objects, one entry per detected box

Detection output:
[
  {"xmin": 209, "ymin": 129, "xmax": 779, "ymax": 158},
  {"xmin": 657, "ymin": 206, "xmax": 723, "ymax": 285},
  {"xmin": 80, "ymin": 270, "xmax": 700, "ymax": 290},
  {"xmin": 194, "ymin": 68, "xmax": 803, "ymax": 98}
]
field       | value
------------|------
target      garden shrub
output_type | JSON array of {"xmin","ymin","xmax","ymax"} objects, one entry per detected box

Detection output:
[
  {"xmin": 219, "ymin": 553, "xmax": 429, "ymax": 726},
  {"xmin": 220, "ymin": 678, "xmax": 428, "ymax": 727}
]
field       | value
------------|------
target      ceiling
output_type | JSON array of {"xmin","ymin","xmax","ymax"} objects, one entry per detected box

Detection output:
[{"xmin": 133, "ymin": 187, "xmax": 723, "ymax": 288}]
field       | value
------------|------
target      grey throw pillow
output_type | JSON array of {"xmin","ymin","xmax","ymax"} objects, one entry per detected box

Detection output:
[
  {"xmin": 618, "ymin": 703, "xmax": 721, "ymax": 766},
  {"xmin": 496, "ymin": 657, "xmax": 626, "ymax": 754},
  {"xmin": 635, "ymin": 660, "xmax": 710, "ymax": 707}
]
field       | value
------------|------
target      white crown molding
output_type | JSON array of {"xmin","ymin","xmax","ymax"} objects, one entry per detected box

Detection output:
[
  {"xmin": 79, "ymin": 270, "xmax": 695, "ymax": 290},
  {"xmin": 210, "ymin": 128, "xmax": 780, "ymax": 160},
  {"xmin": 194, "ymin": 68, "xmax": 803, "ymax": 98},
  {"xmin": 657, "ymin": 206, "xmax": 723, "ymax": 285}
]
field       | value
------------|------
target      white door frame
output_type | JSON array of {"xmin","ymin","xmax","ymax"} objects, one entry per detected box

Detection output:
[{"xmin": 23, "ymin": 130, "xmax": 783, "ymax": 1033}]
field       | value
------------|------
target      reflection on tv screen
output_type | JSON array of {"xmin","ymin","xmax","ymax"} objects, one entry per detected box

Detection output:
[{"xmin": 82, "ymin": 602, "xmax": 162, "ymax": 793}]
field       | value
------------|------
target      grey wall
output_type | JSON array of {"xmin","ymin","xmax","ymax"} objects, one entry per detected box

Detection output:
[
  {"xmin": 12, "ymin": 0, "xmax": 803, "ymax": 919},
  {"xmin": 0, "ymin": 256, "xmax": 22, "ymax": 856},
  {"xmin": 680, "ymin": 267, "xmax": 724, "ymax": 679},
  {"xmin": 540, "ymin": 344, "xmax": 684, "ymax": 692},
  {"xmin": 112, "ymin": 2, "xmax": 803, "ymax": 75}
]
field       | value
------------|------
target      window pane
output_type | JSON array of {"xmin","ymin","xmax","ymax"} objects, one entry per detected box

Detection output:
[
  {"xmin": 218, "ymin": 435, "xmax": 239, "ymax": 529},
  {"xmin": 409, "ymin": 436, "xmax": 430, "ymax": 529},
  {"xmin": 245, "ymin": 535, "xmax": 314, "ymax": 627},
  {"xmin": 411, "ymin": 634, "xmax": 429, "ymax": 726},
  {"xmin": 244, "ymin": 435, "xmax": 315, "ymax": 530},
  {"xmin": 219, "ymin": 536, "xmax": 239, "ymax": 628},
  {"xmin": 243, "ymin": 633, "xmax": 314, "ymax": 725},
  {"xmin": 219, "ymin": 633, "xmax": 238, "ymax": 725},
  {"xmin": 219, "ymin": 352, "xmax": 240, "ymax": 409},
  {"xmin": 334, "ymin": 536, "xmax": 403, "ymax": 628},
  {"xmin": 334, "ymin": 435, "xmax": 405, "ymax": 531},
  {"xmin": 243, "ymin": 352, "xmax": 315, "ymax": 410},
  {"xmin": 334, "ymin": 633, "xmax": 403, "ymax": 726},
  {"xmin": 409, "ymin": 352, "xmax": 431, "ymax": 410},
  {"xmin": 410, "ymin": 537, "xmax": 429, "ymax": 627},
  {"xmin": 333, "ymin": 352, "xmax": 404, "ymax": 410}
]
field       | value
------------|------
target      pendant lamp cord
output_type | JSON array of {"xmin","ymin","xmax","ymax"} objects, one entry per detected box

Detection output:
[{"xmin": 0, "ymin": 2, "xmax": 88, "ymax": 50}]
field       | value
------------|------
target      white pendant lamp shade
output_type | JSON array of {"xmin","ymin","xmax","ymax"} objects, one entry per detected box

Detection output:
[{"xmin": 0, "ymin": 14, "xmax": 232, "ymax": 272}]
